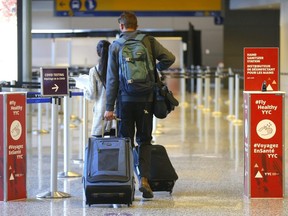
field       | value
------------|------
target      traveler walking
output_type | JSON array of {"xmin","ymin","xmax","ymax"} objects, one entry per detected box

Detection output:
[
  {"xmin": 84, "ymin": 40, "xmax": 112, "ymax": 137},
  {"xmin": 104, "ymin": 11, "xmax": 175, "ymax": 198}
]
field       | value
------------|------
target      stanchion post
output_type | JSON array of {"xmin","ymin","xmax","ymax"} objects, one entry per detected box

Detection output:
[
  {"xmin": 36, "ymin": 97, "xmax": 71, "ymax": 199},
  {"xmin": 58, "ymin": 95, "xmax": 81, "ymax": 178},
  {"xmin": 196, "ymin": 66, "xmax": 203, "ymax": 109},
  {"xmin": 203, "ymin": 66, "xmax": 211, "ymax": 112},
  {"xmin": 34, "ymin": 103, "xmax": 49, "ymax": 134},
  {"xmin": 190, "ymin": 65, "xmax": 195, "ymax": 93},
  {"xmin": 227, "ymin": 68, "xmax": 235, "ymax": 120},
  {"xmin": 82, "ymin": 95, "xmax": 89, "ymax": 161},
  {"xmin": 212, "ymin": 67, "xmax": 222, "ymax": 117},
  {"xmin": 233, "ymin": 74, "xmax": 242, "ymax": 125}
]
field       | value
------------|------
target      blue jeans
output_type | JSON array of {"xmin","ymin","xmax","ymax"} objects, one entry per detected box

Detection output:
[{"xmin": 117, "ymin": 101, "xmax": 153, "ymax": 179}]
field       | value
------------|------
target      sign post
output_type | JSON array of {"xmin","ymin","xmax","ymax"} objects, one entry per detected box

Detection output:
[
  {"xmin": 0, "ymin": 92, "xmax": 27, "ymax": 201},
  {"xmin": 37, "ymin": 68, "xmax": 71, "ymax": 199},
  {"xmin": 243, "ymin": 47, "xmax": 284, "ymax": 198},
  {"xmin": 244, "ymin": 91, "xmax": 284, "ymax": 198},
  {"xmin": 40, "ymin": 67, "xmax": 69, "ymax": 97}
]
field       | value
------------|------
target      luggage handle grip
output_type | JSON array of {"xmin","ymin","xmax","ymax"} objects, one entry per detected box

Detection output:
[{"xmin": 101, "ymin": 117, "xmax": 120, "ymax": 137}]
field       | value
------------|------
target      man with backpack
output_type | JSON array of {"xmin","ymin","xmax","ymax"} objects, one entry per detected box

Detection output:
[{"xmin": 104, "ymin": 11, "xmax": 175, "ymax": 199}]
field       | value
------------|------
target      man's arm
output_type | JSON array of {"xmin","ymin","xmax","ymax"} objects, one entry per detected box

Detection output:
[
  {"xmin": 105, "ymin": 43, "xmax": 119, "ymax": 120},
  {"xmin": 152, "ymin": 38, "xmax": 176, "ymax": 71}
]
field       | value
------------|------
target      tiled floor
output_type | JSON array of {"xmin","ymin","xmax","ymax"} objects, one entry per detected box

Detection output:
[{"xmin": 1, "ymin": 80, "xmax": 288, "ymax": 216}]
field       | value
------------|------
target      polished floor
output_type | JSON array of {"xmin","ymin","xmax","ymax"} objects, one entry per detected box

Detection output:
[{"xmin": 1, "ymin": 82, "xmax": 288, "ymax": 216}]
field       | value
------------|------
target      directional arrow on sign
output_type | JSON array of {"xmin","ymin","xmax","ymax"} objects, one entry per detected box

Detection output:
[{"xmin": 52, "ymin": 84, "xmax": 59, "ymax": 92}]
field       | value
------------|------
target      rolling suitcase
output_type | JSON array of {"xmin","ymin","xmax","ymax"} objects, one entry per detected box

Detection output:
[
  {"xmin": 83, "ymin": 134, "xmax": 135, "ymax": 206},
  {"xmin": 134, "ymin": 144, "xmax": 178, "ymax": 194}
]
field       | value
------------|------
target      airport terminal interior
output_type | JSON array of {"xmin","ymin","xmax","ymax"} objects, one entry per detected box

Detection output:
[
  {"xmin": 1, "ymin": 0, "xmax": 288, "ymax": 216},
  {"xmin": 1, "ymin": 76, "xmax": 288, "ymax": 216}
]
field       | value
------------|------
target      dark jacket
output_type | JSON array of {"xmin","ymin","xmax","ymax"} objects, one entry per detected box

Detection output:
[{"xmin": 106, "ymin": 31, "xmax": 175, "ymax": 111}]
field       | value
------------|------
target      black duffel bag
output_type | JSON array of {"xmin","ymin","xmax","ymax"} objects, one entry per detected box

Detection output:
[{"xmin": 153, "ymin": 81, "xmax": 179, "ymax": 119}]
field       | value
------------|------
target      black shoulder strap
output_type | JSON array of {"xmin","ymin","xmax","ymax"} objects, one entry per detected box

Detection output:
[{"xmin": 95, "ymin": 66, "xmax": 106, "ymax": 89}]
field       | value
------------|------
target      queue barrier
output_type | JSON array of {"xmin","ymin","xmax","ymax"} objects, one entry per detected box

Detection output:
[
  {"xmin": 25, "ymin": 91, "xmax": 85, "ymax": 198},
  {"xmin": 1, "ymin": 67, "xmax": 244, "ymax": 200},
  {"xmin": 162, "ymin": 67, "xmax": 243, "ymax": 125}
]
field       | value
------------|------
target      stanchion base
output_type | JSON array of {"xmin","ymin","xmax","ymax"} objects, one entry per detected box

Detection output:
[
  {"xmin": 232, "ymin": 119, "xmax": 243, "ymax": 125},
  {"xmin": 212, "ymin": 111, "xmax": 222, "ymax": 117},
  {"xmin": 36, "ymin": 191, "xmax": 71, "ymax": 199},
  {"xmin": 69, "ymin": 124, "xmax": 78, "ymax": 129},
  {"xmin": 195, "ymin": 105, "xmax": 204, "ymax": 110},
  {"xmin": 58, "ymin": 171, "xmax": 81, "ymax": 178},
  {"xmin": 153, "ymin": 129, "xmax": 163, "ymax": 135},
  {"xmin": 202, "ymin": 108, "xmax": 210, "ymax": 113},
  {"xmin": 70, "ymin": 114, "xmax": 79, "ymax": 120},
  {"xmin": 32, "ymin": 129, "xmax": 50, "ymax": 135},
  {"xmin": 226, "ymin": 115, "xmax": 235, "ymax": 121},
  {"xmin": 180, "ymin": 102, "xmax": 189, "ymax": 108},
  {"xmin": 156, "ymin": 123, "xmax": 164, "ymax": 128}
]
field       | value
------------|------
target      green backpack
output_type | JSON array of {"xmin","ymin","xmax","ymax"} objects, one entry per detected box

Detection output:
[{"xmin": 116, "ymin": 34, "xmax": 155, "ymax": 96}]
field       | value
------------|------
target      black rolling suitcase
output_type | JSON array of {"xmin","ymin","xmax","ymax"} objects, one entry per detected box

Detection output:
[
  {"xmin": 83, "ymin": 135, "xmax": 135, "ymax": 206},
  {"xmin": 134, "ymin": 144, "xmax": 178, "ymax": 194}
]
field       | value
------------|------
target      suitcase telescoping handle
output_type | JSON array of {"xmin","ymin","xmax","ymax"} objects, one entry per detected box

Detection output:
[{"xmin": 101, "ymin": 117, "xmax": 120, "ymax": 137}]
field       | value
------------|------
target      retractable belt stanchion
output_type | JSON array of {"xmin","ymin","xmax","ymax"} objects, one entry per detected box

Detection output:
[
  {"xmin": 203, "ymin": 66, "xmax": 211, "ymax": 112},
  {"xmin": 35, "ymin": 103, "xmax": 49, "ymax": 134},
  {"xmin": 212, "ymin": 67, "xmax": 222, "ymax": 117},
  {"xmin": 58, "ymin": 95, "xmax": 81, "ymax": 178},
  {"xmin": 233, "ymin": 74, "xmax": 242, "ymax": 125},
  {"xmin": 82, "ymin": 95, "xmax": 88, "ymax": 162},
  {"xmin": 196, "ymin": 66, "xmax": 203, "ymax": 109},
  {"xmin": 227, "ymin": 68, "xmax": 235, "ymax": 120},
  {"xmin": 70, "ymin": 91, "xmax": 85, "ymax": 164},
  {"xmin": 37, "ymin": 97, "xmax": 70, "ymax": 199},
  {"xmin": 190, "ymin": 65, "xmax": 195, "ymax": 94},
  {"xmin": 33, "ymin": 78, "xmax": 49, "ymax": 135}
]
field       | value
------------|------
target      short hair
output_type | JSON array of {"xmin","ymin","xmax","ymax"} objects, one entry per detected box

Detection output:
[{"xmin": 117, "ymin": 11, "xmax": 138, "ymax": 29}]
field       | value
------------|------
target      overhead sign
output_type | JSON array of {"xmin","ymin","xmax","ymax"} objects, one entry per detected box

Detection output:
[
  {"xmin": 40, "ymin": 68, "xmax": 69, "ymax": 97},
  {"xmin": 244, "ymin": 91, "xmax": 284, "ymax": 198},
  {"xmin": 55, "ymin": 0, "xmax": 222, "ymax": 16},
  {"xmin": 244, "ymin": 47, "xmax": 279, "ymax": 91}
]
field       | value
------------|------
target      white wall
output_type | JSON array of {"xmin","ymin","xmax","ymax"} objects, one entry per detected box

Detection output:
[{"xmin": 32, "ymin": 37, "xmax": 183, "ymax": 69}]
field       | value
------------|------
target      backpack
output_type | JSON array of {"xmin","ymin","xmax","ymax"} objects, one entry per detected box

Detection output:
[{"xmin": 116, "ymin": 34, "xmax": 155, "ymax": 96}]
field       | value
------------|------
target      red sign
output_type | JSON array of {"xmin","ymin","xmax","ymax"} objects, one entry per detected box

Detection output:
[
  {"xmin": 244, "ymin": 47, "xmax": 279, "ymax": 91},
  {"xmin": 5, "ymin": 93, "xmax": 27, "ymax": 201},
  {"xmin": 244, "ymin": 92, "xmax": 284, "ymax": 198}
]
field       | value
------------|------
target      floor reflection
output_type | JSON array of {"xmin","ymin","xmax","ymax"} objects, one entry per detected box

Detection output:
[{"xmin": 1, "ymin": 88, "xmax": 288, "ymax": 216}]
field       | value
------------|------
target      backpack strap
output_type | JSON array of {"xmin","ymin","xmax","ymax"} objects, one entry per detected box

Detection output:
[
  {"xmin": 116, "ymin": 37, "xmax": 126, "ymax": 45},
  {"xmin": 135, "ymin": 34, "xmax": 146, "ymax": 41}
]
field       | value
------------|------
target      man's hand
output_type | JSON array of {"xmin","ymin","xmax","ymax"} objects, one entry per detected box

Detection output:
[{"xmin": 104, "ymin": 111, "xmax": 115, "ymax": 121}]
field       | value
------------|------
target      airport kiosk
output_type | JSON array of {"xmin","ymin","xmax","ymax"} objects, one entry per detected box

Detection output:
[{"xmin": 0, "ymin": 92, "xmax": 27, "ymax": 201}]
